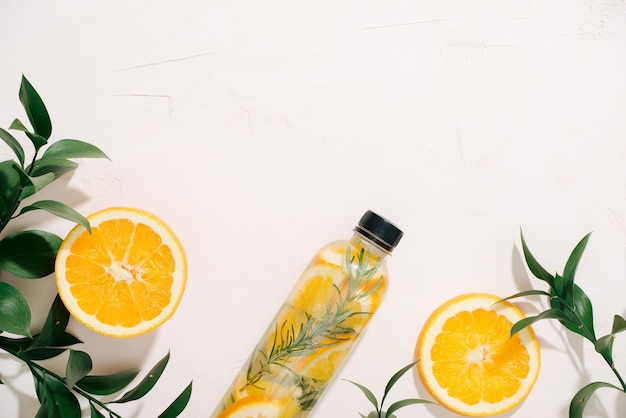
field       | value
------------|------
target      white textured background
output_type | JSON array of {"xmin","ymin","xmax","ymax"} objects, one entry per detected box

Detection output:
[{"xmin": 2, "ymin": 1, "xmax": 626, "ymax": 417}]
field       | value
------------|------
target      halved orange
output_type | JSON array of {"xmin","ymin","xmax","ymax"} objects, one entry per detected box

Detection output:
[
  {"xmin": 55, "ymin": 207, "xmax": 187, "ymax": 338},
  {"xmin": 416, "ymin": 293, "xmax": 540, "ymax": 416},
  {"xmin": 218, "ymin": 395, "xmax": 299, "ymax": 418}
]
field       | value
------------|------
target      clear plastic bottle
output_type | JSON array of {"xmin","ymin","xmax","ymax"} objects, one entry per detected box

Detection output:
[{"xmin": 211, "ymin": 211, "xmax": 403, "ymax": 418}]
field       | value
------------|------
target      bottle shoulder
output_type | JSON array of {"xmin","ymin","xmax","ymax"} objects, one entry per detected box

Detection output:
[{"xmin": 311, "ymin": 238, "xmax": 390, "ymax": 276}]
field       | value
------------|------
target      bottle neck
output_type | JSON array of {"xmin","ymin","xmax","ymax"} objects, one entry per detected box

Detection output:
[{"xmin": 351, "ymin": 232, "xmax": 391, "ymax": 260}]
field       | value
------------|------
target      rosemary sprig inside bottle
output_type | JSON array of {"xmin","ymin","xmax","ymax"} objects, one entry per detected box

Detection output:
[{"xmin": 245, "ymin": 246, "xmax": 383, "ymax": 390}]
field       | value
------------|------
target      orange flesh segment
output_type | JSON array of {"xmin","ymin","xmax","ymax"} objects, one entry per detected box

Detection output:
[
  {"xmin": 431, "ymin": 308, "xmax": 531, "ymax": 405},
  {"xmin": 65, "ymin": 219, "xmax": 175, "ymax": 327}
]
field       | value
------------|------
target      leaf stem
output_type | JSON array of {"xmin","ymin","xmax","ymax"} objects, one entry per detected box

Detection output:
[
  {"xmin": 27, "ymin": 149, "xmax": 39, "ymax": 176},
  {"xmin": 0, "ymin": 150, "xmax": 41, "ymax": 233},
  {"xmin": 0, "ymin": 345, "xmax": 122, "ymax": 418},
  {"xmin": 608, "ymin": 361, "xmax": 626, "ymax": 392},
  {"xmin": 0, "ymin": 184, "xmax": 23, "ymax": 235},
  {"xmin": 28, "ymin": 359, "xmax": 122, "ymax": 417}
]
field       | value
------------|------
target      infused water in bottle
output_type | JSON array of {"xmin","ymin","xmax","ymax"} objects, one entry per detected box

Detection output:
[{"xmin": 211, "ymin": 211, "xmax": 403, "ymax": 418}]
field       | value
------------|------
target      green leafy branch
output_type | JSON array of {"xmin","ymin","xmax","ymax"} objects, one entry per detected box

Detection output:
[
  {"xmin": 345, "ymin": 361, "xmax": 435, "ymax": 418},
  {"xmin": 501, "ymin": 230, "xmax": 626, "ymax": 418},
  {"xmin": 0, "ymin": 75, "xmax": 192, "ymax": 417}
]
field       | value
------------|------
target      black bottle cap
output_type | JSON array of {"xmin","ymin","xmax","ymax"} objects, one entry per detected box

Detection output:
[{"xmin": 354, "ymin": 210, "xmax": 403, "ymax": 252}]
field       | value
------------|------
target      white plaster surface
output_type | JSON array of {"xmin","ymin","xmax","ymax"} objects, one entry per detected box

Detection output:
[{"xmin": 1, "ymin": 1, "xmax": 626, "ymax": 417}]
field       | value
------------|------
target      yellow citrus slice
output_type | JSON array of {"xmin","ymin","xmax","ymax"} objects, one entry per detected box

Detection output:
[
  {"xmin": 231, "ymin": 350, "xmax": 303, "ymax": 402},
  {"xmin": 313, "ymin": 240, "xmax": 380, "ymax": 270},
  {"xmin": 416, "ymin": 293, "xmax": 540, "ymax": 416},
  {"xmin": 55, "ymin": 207, "xmax": 187, "ymax": 338},
  {"xmin": 289, "ymin": 263, "xmax": 346, "ymax": 318},
  {"xmin": 219, "ymin": 395, "xmax": 299, "ymax": 418},
  {"xmin": 313, "ymin": 241, "xmax": 388, "ymax": 314},
  {"xmin": 231, "ymin": 370, "xmax": 298, "ymax": 402},
  {"xmin": 296, "ymin": 343, "xmax": 350, "ymax": 384}
]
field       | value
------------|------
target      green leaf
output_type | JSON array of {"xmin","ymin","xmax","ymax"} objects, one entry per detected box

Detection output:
[
  {"xmin": 66, "ymin": 350, "xmax": 93, "ymax": 389},
  {"xmin": 0, "ymin": 160, "xmax": 21, "ymax": 220},
  {"xmin": 40, "ymin": 139, "xmax": 109, "ymax": 161},
  {"xmin": 110, "ymin": 351, "xmax": 170, "ymax": 403},
  {"xmin": 34, "ymin": 401, "xmax": 48, "ymax": 418},
  {"xmin": 562, "ymin": 233, "xmax": 591, "ymax": 304},
  {"xmin": 345, "ymin": 379, "xmax": 379, "ymax": 411},
  {"xmin": 42, "ymin": 373, "xmax": 81, "ymax": 418},
  {"xmin": 386, "ymin": 399, "xmax": 435, "ymax": 417},
  {"xmin": 570, "ymin": 284, "xmax": 595, "ymax": 341},
  {"xmin": 33, "ymin": 367, "xmax": 46, "ymax": 402},
  {"xmin": 24, "ymin": 347, "xmax": 67, "ymax": 361},
  {"xmin": 19, "ymin": 75, "xmax": 52, "ymax": 140},
  {"xmin": 0, "ymin": 282, "xmax": 32, "ymax": 337},
  {"xmin": 612, "ymin": 314, "xmax": 626, "ymax": 334},
  {"xmin": 511, "ymin": 308, "xmax": 575, "ymax": 337},
  {"xmin": 7, "ymin": 159, "xmax": 49, "ymax": 198},
  {"xmin": 0, "ymin": 127, "xmax": 25, "ymax": 167},
  {"xmin": 493, "ymin": 290, "xmax": 551, "ymax": 307},
  {"xmin": 0, "ymin": 230, "xmax": 62, "ymax": 278},
  {"xmin": 157, "ymin": 381, "xmax": 193, "ymax": 418},
  {"xmin": 0, "ymin": 335, "xmax": 31, "ymax": 355},
  {"xmin": 595, "ymin": 334, "xmax": 615, "ymax": 364},
  {"xmin": 10, "ymin": 331, "xmax": 81, "ymax": 360},
  {"xmin": 551, "ymin": 274, "xmax": 566, "ymax": 299},
  {"xmin": 25, "ymin": 131, "xmax": 49, "ymax": 151},
  {"xmin": 550, "ymin": 284, "xmax": 596, "ymax": 342},
  {"xmin": 18, "ymin": 200, "xmax": 91, "ymax": 233},
  {"xmin": 77, "ymin": 368, "xmax": 140, "ymax": 396},
  {"xmin": 569, "ymin": 381, "xmax": 622, "ymax": 418},
  {"xmin": 9, "ymin": 119, "xmax": 48, "ymax": 151},
  {"xmin": 520, "ymin": 230, "xmax": 555, "ymax": 287},
  {"xmin": 594, "ymin": 315, "xmax": 626, "ymax": 364},
  {"xmin": 10, "ymin": 162, "xmax": 55, "ymax": 200},
  {"xmin": 89, "ymin": 402, "xmax": 106, "ymax": 418},
  {"xmin": 50, "ymin": 331, "xmax": 82, "ymax": 347},
  {"xmin": 381, "ymin": 361, "xmax": 417, "ymax": 408},
  {"xmin": 28, "ymin": 294, "xmax": 71, "ymax": 350},
  {"xmin": 29, "ymin": 158, "xmax": 79, "ymax": 180},
  {"xmin": 9, "ymin": 118, "xmax": 29, "ymax": 132}
]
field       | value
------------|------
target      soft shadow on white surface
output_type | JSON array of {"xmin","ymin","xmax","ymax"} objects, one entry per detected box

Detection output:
[
  {"xmin": 0, "ymin": 367, "xmax": 41, "ymax": 417},
  {"xmin": 67, "ymin": 322, "xmax": 158, "ymax": 375},
  {"xmin": 510, "ymin": 242, "xmax": 533, "ymax": 295}
]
